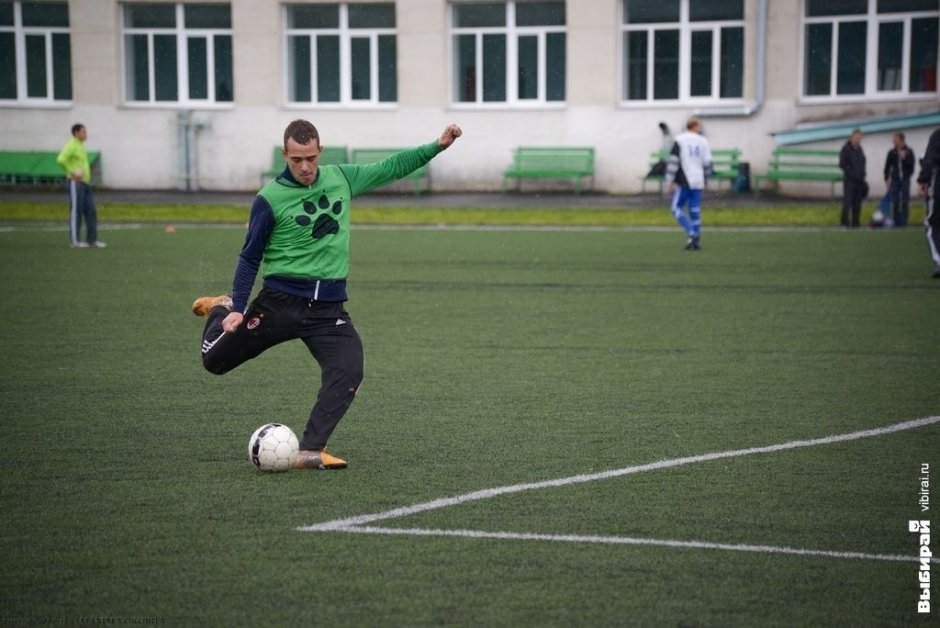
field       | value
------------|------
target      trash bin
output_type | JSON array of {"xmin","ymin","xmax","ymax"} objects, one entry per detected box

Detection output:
[{"xmin": 735, "ymin": 162, "xmax": 751, "ymax": 193}]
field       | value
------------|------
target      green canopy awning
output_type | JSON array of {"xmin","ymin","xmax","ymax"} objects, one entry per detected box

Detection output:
[{"xmin": 772, "ymin": 110, "xmax": 940, "ymax": 146}]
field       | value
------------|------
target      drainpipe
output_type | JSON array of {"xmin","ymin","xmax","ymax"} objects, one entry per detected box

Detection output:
[
  {"xmin": 177, "ymin": 111, "xmax": 189, "ymax": 191},
  {"xmin": 695, "ymin": 0, "xmax": 767, "ymax": 118},
  {"xmin": 177, "ymin": 110, "xmax": 209, "ymax": 191}
]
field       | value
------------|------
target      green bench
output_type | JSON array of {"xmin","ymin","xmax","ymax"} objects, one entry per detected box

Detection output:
[
  {"xmin": 711, "ymin": 148, "xmax": 742, "ymax": 190},
  {"xmin": 502, "ymin": 147, "xmax": 595, "ymax": 195},
  {"xmin": 349, "ymin": 148, "xmax": 430, "ymax": 195},
  {"xmin": 753, "ymin": 147, "xmax": 842, "ymax": 197},
  {"xmin": 0, "ymin": 150, "xmax": 101, "ymax": 187},
  {"xmin": 260, "ymin": 145, "xmax": 348, "ymax": 184},
  {"xmin": 642, "ymin": 148, "xmax": 741, "ymax": 193}
]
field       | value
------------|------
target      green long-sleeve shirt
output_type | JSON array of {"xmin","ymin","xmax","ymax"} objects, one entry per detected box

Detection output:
[
  {"xmin": 56, "ymin": 136, "xmax": 90, "ymax": 182},
  {"xmin": 230, "ymin": 141, "xmax": 443, "ymax": 310}
]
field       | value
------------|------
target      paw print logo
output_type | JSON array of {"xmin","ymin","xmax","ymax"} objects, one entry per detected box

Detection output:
[{"xmin": 294, "ymin": 194, "xmax": 344, "ymax": 239}]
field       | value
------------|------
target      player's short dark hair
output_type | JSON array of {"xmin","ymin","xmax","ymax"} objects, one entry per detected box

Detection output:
[
  {"xmin": 284, "ymin": 120, "xmax": 320, "ymax": 149},
  {"xmin": 71, "ymin": 123, "xmax": 85, "ymax": 136}
]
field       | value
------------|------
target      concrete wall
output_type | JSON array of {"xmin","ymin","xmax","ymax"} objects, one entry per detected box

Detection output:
[{"xmin": 0, "ymin": 0, "xmax": 936, "ymax": 194}]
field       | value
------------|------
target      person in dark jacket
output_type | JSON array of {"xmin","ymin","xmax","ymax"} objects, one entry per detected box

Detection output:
[
  {"xmin": 883, "ymin": 132, "xmax": 915, "ymax": 227},
  {"xmin": 917, "ymin": 127, "xmax": 940, "ymax": 278},
  {"xmin": 839, "ymin": 129, "xmax": 867, "ymax": 228}
]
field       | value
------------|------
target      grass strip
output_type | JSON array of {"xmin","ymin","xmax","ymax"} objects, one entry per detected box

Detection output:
[{"xmin": 1, "ymin": 199, "xmax": 917, "ymax": 227}]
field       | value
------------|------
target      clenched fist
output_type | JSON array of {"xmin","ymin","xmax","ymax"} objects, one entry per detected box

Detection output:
[{"xmin": 438, "ymin": 124, "xmax": 463, "ymax": 149}]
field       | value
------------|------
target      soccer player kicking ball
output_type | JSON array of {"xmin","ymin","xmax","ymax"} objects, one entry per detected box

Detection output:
[
  {"xmin": 193, "ymin": 120, "xmax": 463, "ymax": 469},
  {"xmin": 665, "ymin": 116, "xmax": 712, "ymax": 250}
]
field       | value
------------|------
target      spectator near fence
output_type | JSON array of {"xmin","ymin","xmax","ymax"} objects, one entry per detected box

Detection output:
[
  {"xmin": 839, "ymin": 129, "xmax": 867, "ymax": 229},
  {"xmin": 56, "ymin": 123, "xmax": 105, "ymax": 249},
  {"xmin": 883, "ymin": 132, "xmax": 915, "ymax": 227}
]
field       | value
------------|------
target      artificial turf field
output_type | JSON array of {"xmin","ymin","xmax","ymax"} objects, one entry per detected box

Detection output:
[{"xmin": 0, "ymin": 221, "xmax": 938, "ymax": 627}]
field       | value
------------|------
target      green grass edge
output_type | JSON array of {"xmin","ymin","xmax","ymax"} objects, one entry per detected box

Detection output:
[{"xmin": 0, "ymin": 200, "xmax": 919, "ymax": 228}]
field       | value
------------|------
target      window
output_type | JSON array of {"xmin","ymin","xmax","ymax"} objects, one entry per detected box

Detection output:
[
  {"xmin": 622, "ymin": 0, "xmax": 744, "ymax": 103},
  {"xmin": 122, "ymin": 3, "xmax": 233, "ymax": 105},
  {"xmin": 0, "ymin": 1, "xmax": 71, "ymax": 104},
  {"xmin": 803, "ymin": 0, "xmax": 938, "ymax": 99},
  {"xmin": 451, "ymin": 1, "xmax": 566, "ymax": 105},
  {"xmin": 285, "ymin": 3, "xmax": 397, "ymax": 105}
]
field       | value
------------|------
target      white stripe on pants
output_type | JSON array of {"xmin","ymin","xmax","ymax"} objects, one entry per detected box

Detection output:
[{"xmin": 68, "ymin": 179, "xmax": 81, "ymax": 246}]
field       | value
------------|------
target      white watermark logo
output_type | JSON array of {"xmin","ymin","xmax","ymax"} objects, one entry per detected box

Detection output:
[
  {"xmin": 910, "ymin": 462, "xmax": 931, "ymax": 614},
  {"xmin": 921, "ymin": 462, "xmax": 931, "ymax": 513}
]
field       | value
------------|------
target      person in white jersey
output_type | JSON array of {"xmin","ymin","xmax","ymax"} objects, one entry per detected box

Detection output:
[{"xmin": 664, "ymin": 116, "xmax": 712, "ymax": 250}]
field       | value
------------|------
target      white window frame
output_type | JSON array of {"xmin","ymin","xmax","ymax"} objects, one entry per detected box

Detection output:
[
  {"xmin": 620, "ymin": 0, "xmax": 745, "ymax": 106},
  {"xmin": 283, "ymin": 3, "xmax": 397, "ymax": 108},
  {"xmin": 799, "ymin": 0, "xmax": 939, "ymax": 103},
  {"xmin": 449, "ymin": 1, "xmax": 567, "ymax": 108},
  {"xmin": 121, "ymin": 3, "xmax": 233, "ymax": 108},
  {"xmin": 0, "ymin": 0, "xmax": 71, "ymax": 107}
]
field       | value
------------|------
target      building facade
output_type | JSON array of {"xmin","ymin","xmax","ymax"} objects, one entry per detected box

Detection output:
[{"xmin": 1, "ymin": 0, "xmax": 938, "ymax": 193}]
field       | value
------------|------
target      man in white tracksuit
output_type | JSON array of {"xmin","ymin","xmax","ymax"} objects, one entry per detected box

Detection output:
[{"xmin": 665, "ymin": 116, "xmax": 712, "ymax": 250}]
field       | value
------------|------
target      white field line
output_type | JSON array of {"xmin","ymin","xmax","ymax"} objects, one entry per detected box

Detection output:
[
  {"xmin": 298, "ymin": 416, "xmax": 940, "ymax": 562},
  {"xmin": 331, "ymin": 526, "xmax": 938, "ymax": 565},
  {"xmin": 0, "ymin": 223, "xmax": 154, "ymax": 233},
  {"xmin": 352, "ymin": 224, "xmax": 844, "ymax": 234},
  {"xmin": 0, "ymin": 223, "xmax": 853, "ymax": 234}
]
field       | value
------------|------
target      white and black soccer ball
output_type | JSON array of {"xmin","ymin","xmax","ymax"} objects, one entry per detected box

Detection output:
[{"xmin": 248, "ymin": 423, "xmax": 299, "ymax": 472}]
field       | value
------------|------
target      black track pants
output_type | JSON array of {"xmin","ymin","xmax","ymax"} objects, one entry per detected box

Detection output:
[
  {"xmin": 201, "ymin": 287, "xmax": 364, "ymax": 450},
  {"xmin": 841, "ymin": 178, "xmax": 865, "ymax": 228},
  {"xmin": 927, "ymin": 190, "xmax": 940, "ymax": 267}
]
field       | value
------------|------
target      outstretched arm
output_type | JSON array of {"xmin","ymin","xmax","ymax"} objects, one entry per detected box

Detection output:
[{"xmin": 342, "ymin": 124, "xmax": 464, "ymax": 197}]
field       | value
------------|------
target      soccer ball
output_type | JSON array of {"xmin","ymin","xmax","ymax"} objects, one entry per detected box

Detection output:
[{"xmin": 248, "ymin": 423, "xmax": 299, "ymax": 472}]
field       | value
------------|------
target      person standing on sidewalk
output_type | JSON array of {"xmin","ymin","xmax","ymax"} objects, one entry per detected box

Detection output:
[
  {"xmin": 839, "ymin": 129, "xmax": 867, "ymax": 229},
  {"xmin": 883, "ymin": 132, "xmax": 915, "ymax": 227},
  {"xmin": 57, "ymin": 123, "xmax": 105, "ymax": 248}
]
